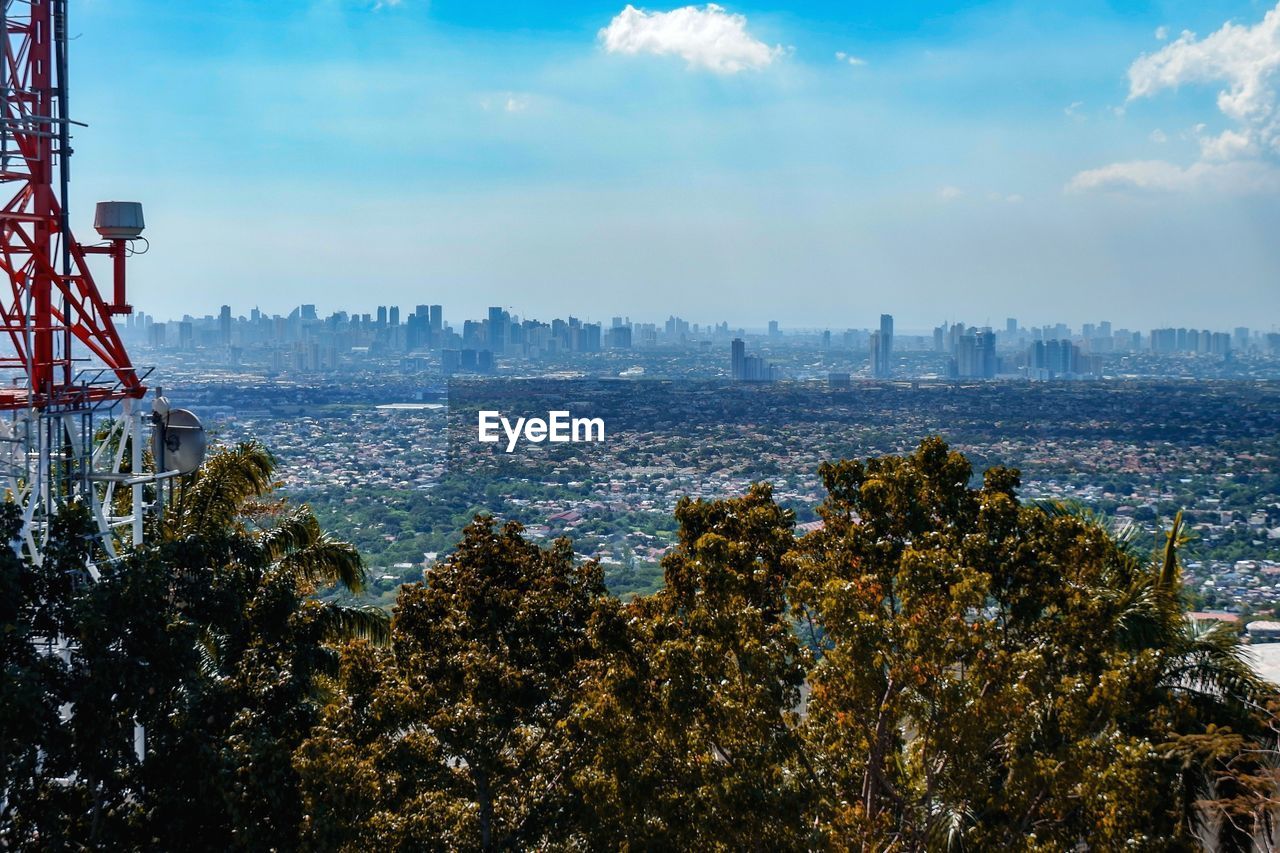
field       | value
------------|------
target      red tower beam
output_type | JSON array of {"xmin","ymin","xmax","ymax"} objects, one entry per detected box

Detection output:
[{"xmin": 0, "ymin": 0, "xmax": 143, "ymax": 412}]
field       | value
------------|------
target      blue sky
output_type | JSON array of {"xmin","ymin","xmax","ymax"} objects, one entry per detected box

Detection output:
[{"xmin": 64, "ymin": 0, "xmax": 1280, "ymax": 330}]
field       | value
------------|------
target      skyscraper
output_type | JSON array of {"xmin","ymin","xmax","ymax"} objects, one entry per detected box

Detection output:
[
  {"xmin": 978, "ymin": 330, "xmax": 996, "ymax": 378},
  {"xmin": 389, "ymin": 306, "xmax": 400, "ymax": 327},
  {"xmin": 948, "ymin": 330, "xmax": 997, "ymax": 379},
  {"xmin": 488, "ymin": 306, "xmax": 505, "ymax": 351},
  {"xmin": 872, "ymin": 313, "xmax": 894, "ymax": 378},
  {"xmin": 218, "ymin": 305, "xmax": 231, "ymax": 346},
  {"xmin": 731, "ymin": 338, "xmax": 745, "ymax": 381}
]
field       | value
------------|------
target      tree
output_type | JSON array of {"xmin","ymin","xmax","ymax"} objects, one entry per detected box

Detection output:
[
  {"xmin": 141, "ymin": 440, "xmax": 386, "ymax": 850},
  {"xmin": 0, "ymin": 441, "xmax": 383, "ymax": 851},
  {"xmin": 296, "ymin": 516, "xmax": 610, "ymax": 851},
  {"xmin": 573, "ymin": 484, "xmax": 814, "ymax": 849},
  {"xmin": 791, "ymin": 437, "xmax": 1279, "ymax": 849}
]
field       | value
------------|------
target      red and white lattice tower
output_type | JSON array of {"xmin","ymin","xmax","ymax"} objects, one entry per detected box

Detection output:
[{"xmin": 0, "ymin": 0, "xmax": 156, "ymax": 565}]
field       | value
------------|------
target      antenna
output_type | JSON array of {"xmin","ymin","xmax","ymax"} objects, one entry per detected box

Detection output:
[{"xmin": 0, "ymin": 0, "xmax": 197, "ymax": 564}]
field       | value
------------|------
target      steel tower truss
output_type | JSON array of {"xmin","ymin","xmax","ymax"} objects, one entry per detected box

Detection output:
[{"xmin": 0, "ymin": 0, "xmax": 152, "ymax": 564}]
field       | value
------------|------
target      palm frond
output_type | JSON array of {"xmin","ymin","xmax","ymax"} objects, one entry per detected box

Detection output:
[
  {"xmin": 315, "ymin": 603, "xmax": 391, "ymax": 646},
  {"xmin": 1159, "ymin": 510, "xmax": 1184, "ymax": 590},
  {"xmin": 169, "ymin": 441, "xmax": 276, "ymax": 537},
  {"xmin": 255, "ymin": 505, "xmax": 323, "ymax": 563},
  {"xmin": 276, "ymin": 537, "xmax": 366, "ymax": 593},
  {"xmin": 195, "ymin": 626, "xmax": 226, "ymax": 679},
  {"xmin": 1110, "ymin": 575, "xmax": 1169, "ymax": 651},
  {"xmin": 926, "ymin": 801, "xmax": 974, "ymax": 851},
  {"xmin": 1164, "ymin": 618, "xmax": 1271, "ymax": 714}
]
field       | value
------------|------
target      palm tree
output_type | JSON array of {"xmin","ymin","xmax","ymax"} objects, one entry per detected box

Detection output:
[
  {"xmin": 1021, "ymin": 503, "xmax": 1276, "ymax": 846},
  {"xmin": 1144, "ymin": 514, "xmax": 1279, "ymax": 848},
  {"xmin": 162, "ymin": 439, "xmax": 388, "ymax": 666},
  {"xmin": 1073, "ymin": 505, "xmax": 1276, "ymax": 846},
  {"xmin": 140, "ymin": 440, "xmax": 389, "ymax": 849}
]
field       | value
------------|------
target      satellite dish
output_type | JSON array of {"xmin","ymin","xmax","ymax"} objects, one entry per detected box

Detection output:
[{"xmin": 152, "ymin": 408, "xmax": 206, "ymax": 475}]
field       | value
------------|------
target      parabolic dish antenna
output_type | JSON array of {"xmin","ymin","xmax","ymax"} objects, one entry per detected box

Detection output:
[{"xmin": 152, "ymin": 407, "xmax": 207, "ymax": 475}]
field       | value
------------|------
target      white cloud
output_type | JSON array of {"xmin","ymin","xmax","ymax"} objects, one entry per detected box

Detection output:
[
  {"xmin": 835, "ymin": 51, "xmax": 867, "ymax": 66},
  {"xmin": 1155, "ymin": 25, "xmax": 1169, "ymax": 41},
  {"xmin": 937, "ymin": 185, "xmax": 964, "ymax": 201},
  {"xmin": 1149, "ymin": 128, "xmax": 1168, "ymax": 143},
  {"xmin": 1071, "ymin": 3, "xmax": 1280, "ymax": 192},
  {"xmin": 1128, "ymin": 4, "xmax": 1280, "ymax": 157},
  {"xmin": 1064, "ymin": 100, "xmax": 1086, "ymax": 120},
  {"xmin": 1066, "ymin": 158, "xmax": 1280, "ymax": 193},
  {"xmin": 599, "ymin": 4, "xmax": 782, "ymax": 74}
]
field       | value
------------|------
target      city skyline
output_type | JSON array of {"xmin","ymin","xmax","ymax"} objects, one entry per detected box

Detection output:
[
  {"xmin": 55, "ymin": 1, "xmax": 1280, "ymax": 326},
  {"xmin": 129, "ymin": 300, "xmax": 1280, "ymax": 339},
  {"xmin": 123, "ymin": 301, "xmax": 1280, "ymax": 383}
]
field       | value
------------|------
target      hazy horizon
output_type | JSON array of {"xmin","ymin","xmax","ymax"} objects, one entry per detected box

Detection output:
[{"xmin": 63, "ymin": 1, "xmax": 1280, "ymax": 328}]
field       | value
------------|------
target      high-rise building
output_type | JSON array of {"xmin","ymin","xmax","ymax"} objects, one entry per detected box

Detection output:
[
  {"xmin": 952, "ymin": 332, "xmax": 996, "ymax": 379},
  {"xmin": 218, "ymin": 305, "xmax": 232, "ymax": 346},
  {"xmin": 376, "ymin": 306, "xmax": 387, "ymax": 327},
  {"xmin": 978, "ymin": 330, "xmax": 996, "ymax": 378},
  {"xmin": 731, "ymin": 338, "xmax": 745, "ymax": 381},
  {"xmin": 873, "ymin": 314, "xmax": 894, "ymax": 378},
  {"xmin": 606, "ymin": 325, "xmax": 632, "ymax": 349},
  {"xmin": 576, "ymin": 322, "xmax": 601, "ymax": 353},
  {"xmin": 389, "ymin": 306, "xmax": 400, "ymax": 327},
  {"xmin": 488, "ymin": 306, "xmax": 505, "ymax": 351},
  {"xmin": 768, "ymin": 320, "xmax": 780, "ymax": 338},
  {"xmin": 429, "ymin": 305, "xmax": 443, "ymax": 333}
]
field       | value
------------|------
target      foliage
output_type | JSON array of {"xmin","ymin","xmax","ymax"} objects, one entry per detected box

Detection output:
[
  {"xmin": 296, "ymin": 516, "xmax": 610, "ymax": 851},
  {"xmin": 0, "ymin": 440, "xmax": 384, "ymax": 850},
  {"xmin": 4, "ymin": 436, "xmax": 1279, "ymax": 849},
  {"xmin": 791, "ymin": 438, "xmax": 1279, "ymax": 848},
  {"xmin": 572, "ymin": 484, "xmax": 815, "ymax": 849}
]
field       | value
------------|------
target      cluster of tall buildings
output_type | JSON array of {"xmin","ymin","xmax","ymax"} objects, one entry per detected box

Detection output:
[
  {"xmin": 126, "ymin": 302, "xmax": 1280, "ymax": 380},
  {"xmin": 950, "ymin": 330, "xmax": 998, "ymax": 379},
  {"xmin": 730, "ymin": 338, "xmax": 778, "ymax": 382},
  {"xmin": 1026, "ymin": 339, "xmax": 1097, "ymax": 379},
  {"xmin": 1150, "ymin": 328, "xmax": 1234, "ymax": 356}
]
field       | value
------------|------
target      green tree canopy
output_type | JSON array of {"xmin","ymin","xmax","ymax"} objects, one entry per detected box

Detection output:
[{"xmin": 296, "ymin": 516, "xmax": 611, "ymax": 851}]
